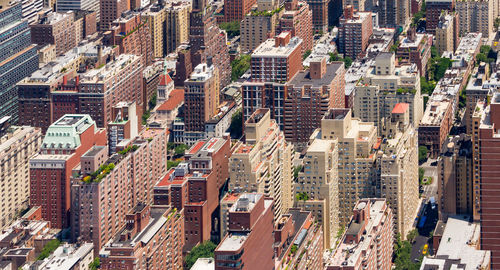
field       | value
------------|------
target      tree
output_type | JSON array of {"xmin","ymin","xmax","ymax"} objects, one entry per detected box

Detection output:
[
  {"xmin": 167, "ymin": 160, "xmax": 181, "ymax": 169},
  {"xmin": 420, "ymin": 76, "xmax": 435, "ymax": 96},
  {"xmin": 430, "ymin": 46, "xmax": 439, "ymax": 58},
  {"xmin": 185, "ymin": 241, "xmax": 217, "ymax": 269},
  {"xmin": 407, "ymin": 229, "xmax": 419, "ymax": 243},
  {"xmin": 302, "ymin": 50, "xmax": 312, "ymax": 60},
  {"xmin": 419, "ymin": 167, "xmax": 425, "ymax": 184},
  {"xmin": 418, "ymin": 146, "xmax": 428, "ymax": 164},
  {"xmin": 393, "ymin": 233, "xmax": 421, "ymax": 270},
  {"xmin": 37, "ymin": 239, "xmax": 61, "ymax": 260},
  {"xmin": 219, "ymin": 21, "xmax": 240, "ymax": 38},
  {"xmin": 89, "ymin": 258, "xmax": 100, "ymax": 270},
  {"xmin": 174, "ymin": 144, "xmax": 188, "ymax": 156},
  {"xmin": 343, "ymin": 56, "xmax": 353, "ymax": 68},
  {"xmin": 495, "ymin": 17, "xmax": 500, "ymax": 31},
  {"xmin": 148, "ymin": 93, "xmax": 157, "ymax": 109},
  {"xmin": 293, "ymin": 165, "xmax": 302, "ymax": 180},
  {"xmin": 229, "ymin": 109, "xmax": 243, "ymax": 139},
  {"xmin": 230, "ymin": 55, "xmax": 251, "ymax": 81}
]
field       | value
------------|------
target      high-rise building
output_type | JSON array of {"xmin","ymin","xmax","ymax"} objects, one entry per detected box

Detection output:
[
  {"xmin": 376, "ymin": 0, "xmax": 411, "ymax": 27},
  {"xmin": 240, "ymin": 0, "xmax": 281, "ymax": 52},
  {"xmin": 377, "ymin": 103, "xmax": 419, "ymax": 239},
  {"xmin": 141, "ymin": 2, "xmax": 167, "ymax": 58},
  {"xmin": 223, "ymin": 0, "xmax": 257, "ymax": 22},
  {"xmin": 99, "ymin": 205, "xmax": 184, "ymax": 270},
  {"xmin": 474, "ymin": 93, "xmax": 500, "ymax": 266},
  {"xmin": 295, "ymin": 136, "xmax": 339, "ymax": 248},
  {"xmin": 305, "ymin": 0, "xmax": 328, "ymax": 32},
  {"xmin": 426, "ymin": 0, "xmax": 454, "ymax": 34},
  {"xmin": 338, "ymin": 7, "xmax": 373, "ymax": 60},
  {"xmin": 241, "ymin": 81, "xmax": 287, "ymax": 129},
  {"xmin": 313, "ymin": 108, "xmax": 378, "ymax": 224},
  {"xmin": 437, "ymin": 134, "xmax": 473, "ymax": 220},
  {"xmin": 353, "ymin": 52, "xmax": 423, "ymax": 130},
  {"xmin": 183, "ymin": 63, "xmax": 220, "ymax": 144},
  {"xmin": 0, "ymin": 3, "xmax": 39, "ymax": 123},
  {"xmin": 56, "ymin": 0, "xmax": 100, "ymax": 20},
  {"xmin": 284, "ymin": 57, "xmax": 345, "ymax": 149},
  {"xmin": 3, "ymin": 0, "xmax": 43, "ymax": 23},
  {"xmin": 71, "ymin": 128, "xmax": 168, "ymax": 251},
  {"xmin": 107, "ymin": 101, "xmax": 139, "ymax": 154},
  {"xmin": 435, "ymin": 11, "xmax": 459, "ymax": 55},
  {"xmin": 30, "ymin": 12, "xmax": 77, "ymax": 56},
  {"xmin": 230, "ymin": 109, "xmax": 294, "ymax": 219},
  {"xmin": 0, "ymin": 125, "xmax": 42, "ymax": 229},
  {"xmin": 278, "ymin": 0, "xmax": 313, "ymax": 54},
  {"xmin": 105, "ymin": 12, "xmax": 152, "ymax": 66},
  {"xmin": 99, "ymin": 0, "xmax": 128, "ymax": 31},
  {"xmin": 396, "ymin": 29, "xmax": 433, "ymax": 76},
  {"xmin": 30, "ymin": 114, "xmax": 107, "ymax": 228},
  {"xmin": 251, "ymin": 32, "xmax": 303, "ymax": 83},
  {"xmin": 325, "ymin": 199, "xmax": 394, "ymax": 270},
  {"xmin": 166, "ymin": 1, "xmax": 191, "ymax": 54},
  {"xmin": 465, "ymin": 64, "xmax": 494, "ymax": 134},
  {"xmin": 456, "ymin": 0, "xmax": 493, "ymax": 38},
  {"xmin": 215, "ymin": 193, "xmax": 274, "ymax": 270}
]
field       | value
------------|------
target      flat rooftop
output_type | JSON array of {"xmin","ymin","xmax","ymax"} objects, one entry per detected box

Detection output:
[
  {"xmin": 252, "ymin": 37, "xmax": 302, "ymax": 58},
  {"xmin": 288, "ymin": 62, "xmax": 343, "ymax": 88}
]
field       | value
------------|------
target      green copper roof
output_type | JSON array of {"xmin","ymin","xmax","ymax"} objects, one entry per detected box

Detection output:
[{"xmin": 42, "ymin": 114, "xmax": 96, "ymax": 149}]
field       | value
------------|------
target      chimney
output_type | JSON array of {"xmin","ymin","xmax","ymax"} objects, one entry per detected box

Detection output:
[{"xmin": 309, "ymin": 56, "xmax": 327, "ymax": 79}]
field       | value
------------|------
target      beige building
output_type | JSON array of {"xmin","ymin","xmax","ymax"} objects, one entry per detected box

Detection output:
[
  {"xmin": 142, "ymin": 3, "xmax": 167, "ymax": 58},
  {"xmin": 295, "ymin": 138, "xmax": 339, "ymax": 249},
  {"xmin": 456, "ymin": 0, "xmax": 493, "ymax": 38},
  {"xmin": 0, "ymin": 126, "xmax": 42, "ymax": 229},
  {"xmin": 353, "ymin": 52, "xmax": 424, "ymax": 131},
  {"xmin": 435, "ymin": 11, "xmax": 458, "ymax": 55},
  {"xmin": 166, "ymin": 1, "xmax": 191, "ymax": 54},
  {"xmin": 229, "ymin": 109, "xmax": 294, "ymax": 219},
  {"xmin": 240, "ymin": 6, "xmax": 282, "ymax": 52},
  {"xmin": 311, "ymin": 108, "xmax": 378, "ymax": 225},
  {"xmin": 378, "ymin": 103, "xmax": 419, "ymax": 239}
]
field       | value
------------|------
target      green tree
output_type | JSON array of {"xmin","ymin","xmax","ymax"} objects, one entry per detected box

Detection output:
[
  {"xmin": 37, "ymin": 239, "xmax": 61, "ymax": 260},
  {"xmin": 174, "ymin": 144, "xmax": 188, "ymax": 156},
  {"xmin": 495, "ymin": 18, "xmax": 500, "ymax": 30},
  {"xmin": 293, "ymin": 165, "xmax": 303, "ymax": 180},
  {"xmin": 394, "ymin": 233, "xmax": 421, "ymax": 270},
  {"xmin": 407, "ymin": 229, "xmax": 419, "ymax": 243},
  {"xmin": 219, "ymin": 21, "xmax": 240, "ymax": 38},
  {"xmin": 303, "ymin": 50, "xmax": 312, "ymax": 60},
  {"xmin": 229, "ymin": 109, "xmax": 243, "ymax": 139},
  {"xmin": 420, "ymin": 76, "xmax": 435, "ymax": 96},
  {"xmin": 167, "ymin": 160, "xmax": 181, "ymax": 169},
  {"xmin": 89, "ymin": 258, "xmax": 100, "ymax": 270},
  {"xmin": 419, "ymin": 167, "xmax": 425, "ymax": 184},
  {"xmin": 430, "ymin": 46, "xmax": 439, "ymax": 58},
  {"xmin": 185, "ymin": 241, "xmax": 217, "ymax": 269},
  {"xmin": 343, "ymin": 56, "xmax": 353, "ymax": 68},
  {"xmin": 148, "ymin": 94, "xmax": 157, "ymax": 109},
  {"xmin": 418, "ymin": 146, "xmax": 428, "ymax": 164},
  {"xmin": 230, "ymin": 55, "xmax": 251, "ymax": 81}
]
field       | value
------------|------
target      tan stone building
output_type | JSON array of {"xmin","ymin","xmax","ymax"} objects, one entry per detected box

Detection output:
[
  {"xmin": 295, "ymin": 137, "xmax": 339, "ymax": 248},
  {"xmin": 0, "ymin": 126, "xmax": 42, "ymax": 229},
  {"xmin": 240, "ymin": 0, "xmax": 282, "ymax": 52},
  {"xmin": 166, "ymin": 1, "xmax": 191, "ymax": 54},
  {"xmin": 435, "ymin": 11, "xmax": 459, "ymax": 55},
  {"xmin": 456, "ymin": 0, "xmax": 493, "ymax": 38},
  {"xmin": 229, "ymin": 109, "xmax": 294, "ymax": 219}
]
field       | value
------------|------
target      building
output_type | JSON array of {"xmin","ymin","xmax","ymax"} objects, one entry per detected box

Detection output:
[
  {"xmin": 295, "ymin": 137, "xmax": 339, "ymax": 248},
  {"xmin": 375, "ymin": 0, "xmax": 411, "ymax": 27},
  {"xmin": 284, "ymin": 57, "xmax": 345, "ymax": 148},
  {"xmin": 153, "ymin": 138, "xmax": 231, "ymax": 250},
  {"xmin": 3, "ymin": 0, "xmax": 43, "ymax": 23},
  {"xmin": 99, "ymin": 0, "xmax": 128, "ymax": 31},
  {"xmin": 142, "ymin": 61, "xmax": 162, "ymax": 111},
  {"xmin": 166, "ymin": 1, "xmax": 191, "ymax": 54},
  {"xmin": 305, "ymin": 0, "xmax": 328, "ymax": 32},
  {"xmin": 377, "ymin": 103, "xmax": 419, "ymax": 239},
  {"xmin": 251, "ymin": 32, "xmax": 303, "ymax": 83},
  {"xmin": 99, "ymin": 205, "xmax": 184, "ymax": 270},
  {"xmin": 240, "ymin": 4, "xmax": 281, "ymax": 52},
  {"xmin": 56, "ymin": 0, "xmax": 99, "ymax": 20},
  {"xmin": 311, "ymin": 108, "xmax": 378, "ymax": 224},
  {"xmin": 34, "ymin": 243, "xmax": 94, "ymax": 270},
  {"xmin": 205, "ymin": 101, "xmax": 239, "ymax": 138},
  {"xmin": 0, "ymin": 3, "xmax": 39, "ymax": 123},
  {"xmin": 30, "ymin": 115, "xmax": 107, "ymax": 229},
  {"xmin": 278, "ymin": 0, "xmax": 313, "ymax": 54},
  {"xmin": 214, "ymin": 193, "xmax": 274, "ymax": 270},
  {"xmin": 274, "ymin": 209, "xmax": 323, "ymax": 270},
  {"xmin": 435, "ymin": 11, "xmax": 459, "ymax": 55},
  {"xmin": 141, "ymin": 2, "xmax": 167, "ymax": 59},
  {"xmin": 107, "ymin": 102, "xmax": 139, "ymax": 154},
  {"xmin": 325, "ymin": 199, "xmax": 394, "ymax": 270},
  {"xmin": 437, "ymin": 134, "xmax": 473, "ymax": 220},
  {"xmin": 475, "ymin": 93, "xmax": 500, "ymax": 266},
  {"xmin": 105, "ymin": 12, "xmax": 153, "ymax": 66},
  {"xmin": 338, "ymin": 7, "xmax": 373, "ymax": 60},
  {"xmin": 0, "ymin": 126, "xmax": 42, "ymax": 230},
  {"xmin": 426, "ymin": 0, "xmax": 454, "ymax": 34},
  {"xmin": 396, "ymin": 29, "xmax": 433, "ymax": 76},
  {"xmin": 419, "ymin": 98, "xmax": 454, "ymax": 158},
  {"xmin": 230, "ymin": 109, "xmax": 294, "ymax": 219},
  {"xmin": 71, "ymin": 128, "xmax": 167, "ymax": 251},
  {"xmin": 465, "ymin": 64, "xmax": 493, "ymax": 134},
  {"xmin": 223, "ymin": 0, "xmax": 256, "ymax": 22},
  {"xmin": 353, "ymin": 52, "xmax": 424, "ymax": 130},
  {"xmin": 183, "ymin": 63, "xmax": 220, "ymax": 144},
  {"xmin": 421, "ymin": 216, "xmax": 491, "ymax": 269},
  {"xmin": 456, "ymin": 0, "xmax": 493, "ymax": 38},
  {"xmin": 191, "ymin": 258, "xmax": 215, "ymax": 270},
  {"xmin": 30, "ymin": 12, "xmax": 77, "ymax": 56}
]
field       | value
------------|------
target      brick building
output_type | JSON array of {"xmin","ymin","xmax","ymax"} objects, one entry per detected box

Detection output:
[
  {"xmin": 29, "ymin": 115, "xmax": 107, "ymax": 228},
  {"xmin": 215, "ymin": 193, "xmax": 274, "ymax": 270},
  {"xmin": 426, "ymin": 0, "xmax": 454, "ymax": 34},
  {"xmin": 241, "ymin": 82, "xmax": 287, "ymax": 129},
  {"xmin": 284, "ymin": 57, "xmax": 345, "ymax": 148},
  {"xmin": 305, "ymin": 0, "xmax": 328, "ymax": 32},
  {"xmin": 99, "ymin": 0, "xmax": 128, "ymax": 31},
  {"xmin": 240, "ymin": 3, "xmax": 281, "ymax": 52},
  {"xmin": 223, "ymin": 0, "xmax": 257, "ymax": 22},
  {"xmin": 30, "ymin": 11, "xmax": 77, "ymax": 56},
  {"xmin": 278, "ymin": 0, "xmax": 313, "ymax": 54},
  {"xmin": 338, "ymin": 6, "xmax": 373, "ymax": 60},
  {"xmin": 396, "ymin": 29, "xmax": 433, "ymax": 76},
  {"xmin": 99, "ymin": 205, "xmax": 184, "ymax": 270}
]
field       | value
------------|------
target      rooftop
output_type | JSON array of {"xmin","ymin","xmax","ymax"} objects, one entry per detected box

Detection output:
[
  {"xmin": 38, "ymin": 243, "xmax": 93, "ymax": 270},
  {"xmin": 80, "ymin": 54, "xmax": 140, "ymax": 84},
  {"xmin": 186, "ymin": 137, "xmax": 227, "ymax": 158},
  {"xmin": 157, "ymin": 89, "xmax": 184, "ymax": 111},
  {"xmin": 288, "ymin": 62, "xmax": 343, "ymax": 88},
  {"xmin": 392, "ymin": 103, "xmax": 409, "ymax": 114},
  {"xmin": 42, "ymin": 114, "xmax": 97, "ymax": 150},
  {"xmin": 252, "ymin": 36, "xmax": 302, "ymax": 57},
  {"xmin": 420, "ymin": 99, "xmax": 451, "ymax": 126},
  {"xmin": 191, "ymin": 258, "xmax": 215, "ymax": 270}
]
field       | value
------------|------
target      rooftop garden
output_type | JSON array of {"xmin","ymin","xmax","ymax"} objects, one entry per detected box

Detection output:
[
  {"xmin": 83, "ymin": 163, "xmax": 115, "ymax": 183},
  {"xmin": 250, "ymin": 6, "xmax": 283, "ymax": 17}
]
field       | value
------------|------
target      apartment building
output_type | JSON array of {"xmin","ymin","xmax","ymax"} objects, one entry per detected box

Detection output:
[
  {"xmin": 353, "ymin": 52, "xmax": 423, "ymax": 130},
  {"xmin": 284, "ymin": 57, "xmax": 345, "ymax": 149},
  {"xmin": 0, "ymin": 126, "xmax": 42, "ymax": 229},
  {"xmin": 29, "ymin": 115, "xmax": 107, "ymax": 229},
  {"xmin": 396, "ymin": 29, "xmax": 433, "ymax": 76},
  {"xmin": 30, "ymin": 12, "xmax": 77, "ymax": 56},
  {"xmin": 426, "ymin": 0, "xmax": 454, "ymax": 34},
  {"xmin": 312, "ymin": 108, "xmax": 378, "ymax": 224},
  {"xmin": 240, "ymin": 5, "xmax": 281, "ymax": 52},
  {"xmin": 34, "ymin": 243, "xmax": 94, "ymax": 270},
  {"xmin": 278, "ymin": 0, "xmax": 313, "ymax": 54},
  {"xmin": 99, "ymin": 205, "xmax": 184, "ymax": 270},
  {"xmin": 295, "ymin": 137, "xmax": 339, "ymax": 248},
  {"xmin": 435, "ymin": 11, "xmax": 459, "ymax": 55},
  {"xmin": 456, "ymin": 0, "xmax": 493, "ymax": 38},
  {"xmin": 338, "ymin": 7, "xmax": 373, "ymax": 60},
  {"xmin": 223, "ymin": 0, "xmax": 256, "ymax": 22},
  {"xmin": 107, "ymin": 102, "xmax": 139, "ymax": 154},
  {"xmin": 325, "ymin": 199, "xmax": 394, "ymax": 270},
  {"xmin": 99, "ymin": 0, "xmax": 128, "ymax": 31},
  {"xmin": 305, "ymin": 0, "xmax": 328, "ymax": 32},
  {"xmin": 230, "ymin": 109, "xmax": 294, "ymax": 219},
  {"xmin": 166, "ymin": 1, "xmax": 191, "ymax": 54},
  {"xmin": 56, "ymin": 0, "xmax": 99, "ymax": 20},
  {"xmin": 215, "ymin": 193, "xmax": 274, "ymax": 270},
  {"xmin": 241, "ymin": 81, "xmax": 287, "ymax": 129}
]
